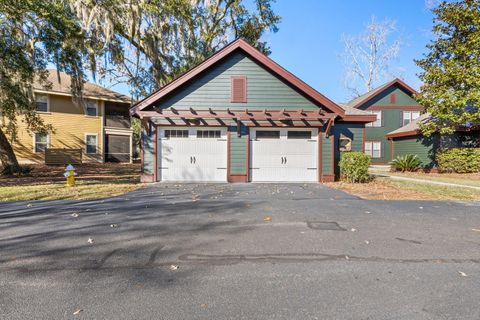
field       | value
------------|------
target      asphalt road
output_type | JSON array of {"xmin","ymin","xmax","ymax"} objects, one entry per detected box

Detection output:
[{"xmin": 0, "ymin": 183, "xmax": 479, "ymax": 319}]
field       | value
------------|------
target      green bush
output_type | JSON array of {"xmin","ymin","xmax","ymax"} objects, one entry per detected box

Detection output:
[
  {"xmin": 0, "ymin": 164, "xmax": 33, "ymax": 176},
  {"xmin": 390, "ymin": 154, "xmax": 422, "ymax": 172},
  {"xmin": 436, "ymin": 148, "xmax": 480, "ymax": 173},
  {"xmin": 339, "ymin": 151, "xmax": 371, "ymax": 183}
]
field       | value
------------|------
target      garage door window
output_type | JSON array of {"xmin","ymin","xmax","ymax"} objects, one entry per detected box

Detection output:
[
  {"xmin": 197, "ymin": 130, "xmax": 221, "ymax": 138},
  {"xmin": 165, "ymin": 130, "xmax": 189, "ymax": 138},
  {"xmin": 256, "ymin": 131, "xmax": 280, "ymax": 139},
  {"xmin": 287, "ymin": 131, "xmax": 312, "ymax": 139}
]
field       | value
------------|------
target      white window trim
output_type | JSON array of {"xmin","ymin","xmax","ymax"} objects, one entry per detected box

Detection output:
[
  {"xmin": 366, "ymin": 110, "xmax": 382, "ymax": 127},
  {"xmin": 85, "ymin": 100, "xmax": 99, "ymax": 117},
  {"xmin": 85, "ymin": 133, "xmax": 99, "ymax": 154},
  {"xmin": 364, "ymin": 141, "xmax": 382, "ymax": 158},
  {"xmin": 403, "ymin": 111, "xmax": 421, "ymax": 126},
  {"xmin": 33, "ymin": 133, "xmax": 50, "ymax": 153},
  {"xmin": 35, "ymin": 93, "xmax": 50, "ymax": 113}
]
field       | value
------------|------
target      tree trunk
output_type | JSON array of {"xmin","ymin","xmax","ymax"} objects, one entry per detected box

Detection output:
[{"xmin": 0, "ymin": 127, "xmax": 19, "ymax": 171}]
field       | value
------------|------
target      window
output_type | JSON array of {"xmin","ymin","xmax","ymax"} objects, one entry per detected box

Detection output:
[
  {"xmin": 35, "ymin": 94, "xmax": 49, "ymax": 112},
  {"xmin": 85, "ymin": 100, "xmax": 98, "ymax": 117},
  {"xmin": 85, "ymin": 134, "xmax": 98, "ymax": 154},
  {"xmin": 164, "ymin": 130, "xmax": 189, "ymax": 138},
  {"xmin": 255, "ymin": 130, "xmax": 280, "ymax": 139},
  {"xmin": 197, "ymin": 130, "xmax": 221, "ymax": 138},
  {"xmin": 231, "ymin": 76, "xmax": 247, "ymax": 103},
  {"xmin": 364, "ymin": 141, "xmax": 382, "ymax": 158},
  {"xmin": 366, "ymin": 110, "xmax": 382, "ymax": 127},
  {"xmin": 287, "ymin": 131, "xmax": 312, "ymax": 139},
  {"xmin": 402, "ymin": 111, "xmax": 420, "ymax": 126},
  {"xmin": 34, "ymin": 133, "xmax": 49, "ymax": 153}
]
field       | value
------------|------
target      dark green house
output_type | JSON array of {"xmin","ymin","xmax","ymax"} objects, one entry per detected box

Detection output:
[
  {"xmin": 130, "ymin": 39, "xmax": 376, "ymax": 183},
  {"xmin": 341, "ymin": 79, "xmax": 423, "ymax": 164}
]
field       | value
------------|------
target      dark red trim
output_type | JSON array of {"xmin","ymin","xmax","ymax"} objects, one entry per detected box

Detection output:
[
  {"xmin": 366, "ymin": 105, "xmax": 423, "ymax": 111},
  {"xmin": 131, "ymin": 38, "xmax": 346, "ymax": 117},
  {"xmin": 321, "ymin": 175, "xmax": 335, "ymax": 183},
  {"xmin": 350, "ymin": 78, "xmax": 419, "ymax": 109},
  {"xmin": 385, "ymin": 130, "xmax": 421, "ymax": 139},
  {"xmin": 341, "ymin": 115, "xmax": 377, "ymax": 122}
]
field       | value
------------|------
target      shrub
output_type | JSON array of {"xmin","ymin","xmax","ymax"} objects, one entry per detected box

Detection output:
[
  {"xmin": 339, "ymin": 151, "xmax": 371, "ymax": 183},
  {"xmin": 436, "ymin": 148, "xmax": 480, "ymax": 173},
  {"xmin": 390, "ymin": 154, "xmax": 422, "ymax": 172},
  {"xmin": 0, "ymin": 164, "xmax": 33, "ymax": 176}
]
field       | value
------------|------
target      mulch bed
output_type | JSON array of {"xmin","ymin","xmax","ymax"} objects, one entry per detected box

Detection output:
[{"xmin": 0, "ymin": 163, "xmax": 141, "ymax": 187}]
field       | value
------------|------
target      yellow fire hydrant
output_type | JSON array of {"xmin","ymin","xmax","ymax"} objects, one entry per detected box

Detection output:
[{"xmin": 64, "ymin": 164, "xmax": 77, "ymax": 187}]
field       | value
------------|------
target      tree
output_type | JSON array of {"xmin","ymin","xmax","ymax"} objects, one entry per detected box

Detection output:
[
  {"xmin": 341, "ymin": 16, "xmax": 401, "ymax": 98},
  {"xmin": 0, "ymin": 1, "xmax": 89, "ymax": 171},
  {"xmin": 415, "ymin": 0, "xmax": 480, "ymax": 135},
  {"xmin": 70, "ymin": 0, "xmax": 281, "ymax": 99}
]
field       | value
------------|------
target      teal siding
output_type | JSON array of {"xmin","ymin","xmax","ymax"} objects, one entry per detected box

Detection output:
[
  {"xmin": 322, "ymin": 131, "xmax": 333, "ymax": 175},
  {"xmin": 142, "ymin": 127, "xmax": 155, "ymax": 175},
  {"xmin": 155, "ymin": 51, "xmax": 320, "ymax": 110},
  {"xmin": 358, "ymin": 85, "xmax": 423, "ymax": 164},
  {"xmin": 333, "ymin": 123, "xmax": 365, "ymax": 176},
  {"xmin": 229, "ymin": 125, "xmax": 248, "ymax": 175}
]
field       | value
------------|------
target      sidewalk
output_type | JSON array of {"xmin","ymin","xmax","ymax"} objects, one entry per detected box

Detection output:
[{"xmin": 372, "ymin": 173, "xmax": 480, "ymax": 191}]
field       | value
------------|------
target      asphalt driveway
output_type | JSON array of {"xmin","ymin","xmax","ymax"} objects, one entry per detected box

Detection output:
[{"xmin": 1, "ymin": 183, "xmax": 480, "ymax": 319}]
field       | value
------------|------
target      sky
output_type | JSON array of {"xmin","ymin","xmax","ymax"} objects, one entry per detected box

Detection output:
[{"xmin": 106, "ymin": 0, "xmax": 436, "ymax": 103}]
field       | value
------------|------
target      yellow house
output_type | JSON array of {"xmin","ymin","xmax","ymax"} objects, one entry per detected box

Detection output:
[{"xmin": 12, "ymin": 70, "xmax": 133, "ymax": 164}]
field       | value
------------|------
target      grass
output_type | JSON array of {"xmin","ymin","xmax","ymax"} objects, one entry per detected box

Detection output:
[
  {"xmin": 327, "ymin": 177, "xmax": 480, "ymax": 201},
  {"xmin": 0, "ymin": 163, "xmax": 143, "ymax": 201}
]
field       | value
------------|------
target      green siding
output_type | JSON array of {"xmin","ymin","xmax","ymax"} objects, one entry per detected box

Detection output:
[
  {"xmin": 322, "ymin": 131, "xmax": 333, "ymax": 175},
  {"xmin": 142, "ymin": 127, "xmax": 155, "ymax": 175},
  {"xmin": 155, "ymin": 51, "xmax": 320, "ymax": 110},
  {"xmin": 333, "ymin": 123, "xmax": 365, "ymax": 176},
  {"xmin": 359, "ymin": 85, "xmax": 423, "ymax": 164},
  {"xmin": 393, "ymin": 135, "xmax": 438, "ymax": 169},
  {"xmin": 229, "ymin": 125, "xmax": 248, "ymax": 175}
]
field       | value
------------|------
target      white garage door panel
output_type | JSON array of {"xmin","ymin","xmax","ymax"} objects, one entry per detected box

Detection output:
[
  {"xmin": 158, "ymin": 127, "xmax": 227, "ymax": 182},
  {"xmin": 250, "ymin": 128, "xmax": 318, "ymax": 182}
]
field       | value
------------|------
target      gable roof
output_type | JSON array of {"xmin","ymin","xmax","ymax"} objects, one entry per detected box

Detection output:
[
  {"xmin": 34, "ymin": 70, "xmax": 131, "ymax": 104},
  {"xmin": 130, "ymin": 38, "xmax": 347, "ymax": 117},
  {"xmin": 347, "ymin": 78, "xmax": 419, "ymax": 109}
]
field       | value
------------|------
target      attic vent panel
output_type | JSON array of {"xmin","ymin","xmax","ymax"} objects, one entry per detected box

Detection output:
[
  {"xmin": 231, "ymin": 76, "xmax": 247, "ymax": 103},
  {"xmin": 390, "ymin": 93, "xmax": 397, "ymax": 104}
]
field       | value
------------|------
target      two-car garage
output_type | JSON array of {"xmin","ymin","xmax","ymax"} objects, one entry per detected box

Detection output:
[{"xmin": 156, "ymin": 126, "xmax": 318, "ymax": 183}]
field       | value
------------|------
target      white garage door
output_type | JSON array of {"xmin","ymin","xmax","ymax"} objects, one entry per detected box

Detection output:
[
  {"xmin": 157, "ymin": 127, "xmax": 228, "ymax": 182},
  {"xmin": 250, "ymin": 128, "xmax": 318, "ymax": 182}
]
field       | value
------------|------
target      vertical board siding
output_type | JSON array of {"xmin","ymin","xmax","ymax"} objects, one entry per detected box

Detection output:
[
  {"xmin": 156, "ymin": 51, "xmax": 320, "ymax": 110},
  {"xmin": 333, "ymin": 123, "xmax": 365, "ymax": 176},
  {"xmin": 229, "ymin": 125, "xmax": 248, "ymax": 175},
  {"xmin": 142, "ymin": 127, "xmax": 154, "ymax": 174}
]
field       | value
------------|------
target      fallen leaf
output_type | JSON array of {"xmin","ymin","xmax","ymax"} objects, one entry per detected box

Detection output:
[
  {"xmin": 365, "ymin": 211, "xmax": 371, "ymax": 214},
  {"xmin": 364, "ymin": 240, "xmax": 370, "ymax": 244},
  {"xmin": 27, "ymin": 204, "xmax": 33, "ymax": 208},
  {"xmin": 350, "ymin": 228, "xmax": 357, "ymax": 232},
  {"xmin": 169, "ymin": 265, "xmax": 179, "ymax": 271},
  {"xmin": 419, "ymin": 206, "xmax": 424, "ymax": 210},
  {"xmin": 345, "ymin": 255, "xmax": 349, "ymax": 260},
  {"xmin": 110, "ymin": 224, "xmax": 119, "ymax": 228},
  {"xmin": 472, "ymin": 228, "xmax": 480, "ymax": 232},
  {"xmin": 458, "ymin": 271, "xmax": 467, "ymax": 277},
  {"xmin": 87, "ymin": 238, "xmax": 94, "ymax": 244},
  {"xmin": 71, "ymin": 213, "xmax": 79, "ymax": 218},
  {"xmin": 263, "ymin": 216, "xmax": 272, "ymax": 222},
  {"xmin": 73, "ymin": 309, "xmax": 83, "ymax": 315},
  {"xmin": 200, "ymin": 304, "xmax": 208, "ymax": 308}
]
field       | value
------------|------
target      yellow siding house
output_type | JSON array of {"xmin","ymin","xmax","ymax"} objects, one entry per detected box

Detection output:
[{"xmin": 12, "ymin": 70, "xmax": 133, "ymax": 164}]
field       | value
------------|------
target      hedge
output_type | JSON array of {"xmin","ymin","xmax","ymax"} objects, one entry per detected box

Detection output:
[
  {"xmin": 436, "ymin": 148, "xmax": 480, "ymax": 173},
  {"xmin": 339, "ymin": 151, "xmax": 371, "ymax": 183}
]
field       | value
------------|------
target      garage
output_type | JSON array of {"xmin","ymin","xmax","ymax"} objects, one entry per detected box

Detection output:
[
  {"xmin": 250, "ymin": 128, "xmax": 318, "ymax": 182},
  {"xmin": 157, "ymin": 127, "xmax": 228, "ymax": 182}
]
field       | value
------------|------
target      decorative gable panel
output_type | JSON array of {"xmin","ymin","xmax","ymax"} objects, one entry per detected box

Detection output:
[{"xmin": 231, "ymin": 76, "xmax": 247, "ymax": 103}]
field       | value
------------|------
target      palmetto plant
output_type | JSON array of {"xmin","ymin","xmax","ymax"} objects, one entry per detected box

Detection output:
[{"xmin": 390, "ymin": 154, "xmax": 422, "ymax": 172}]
